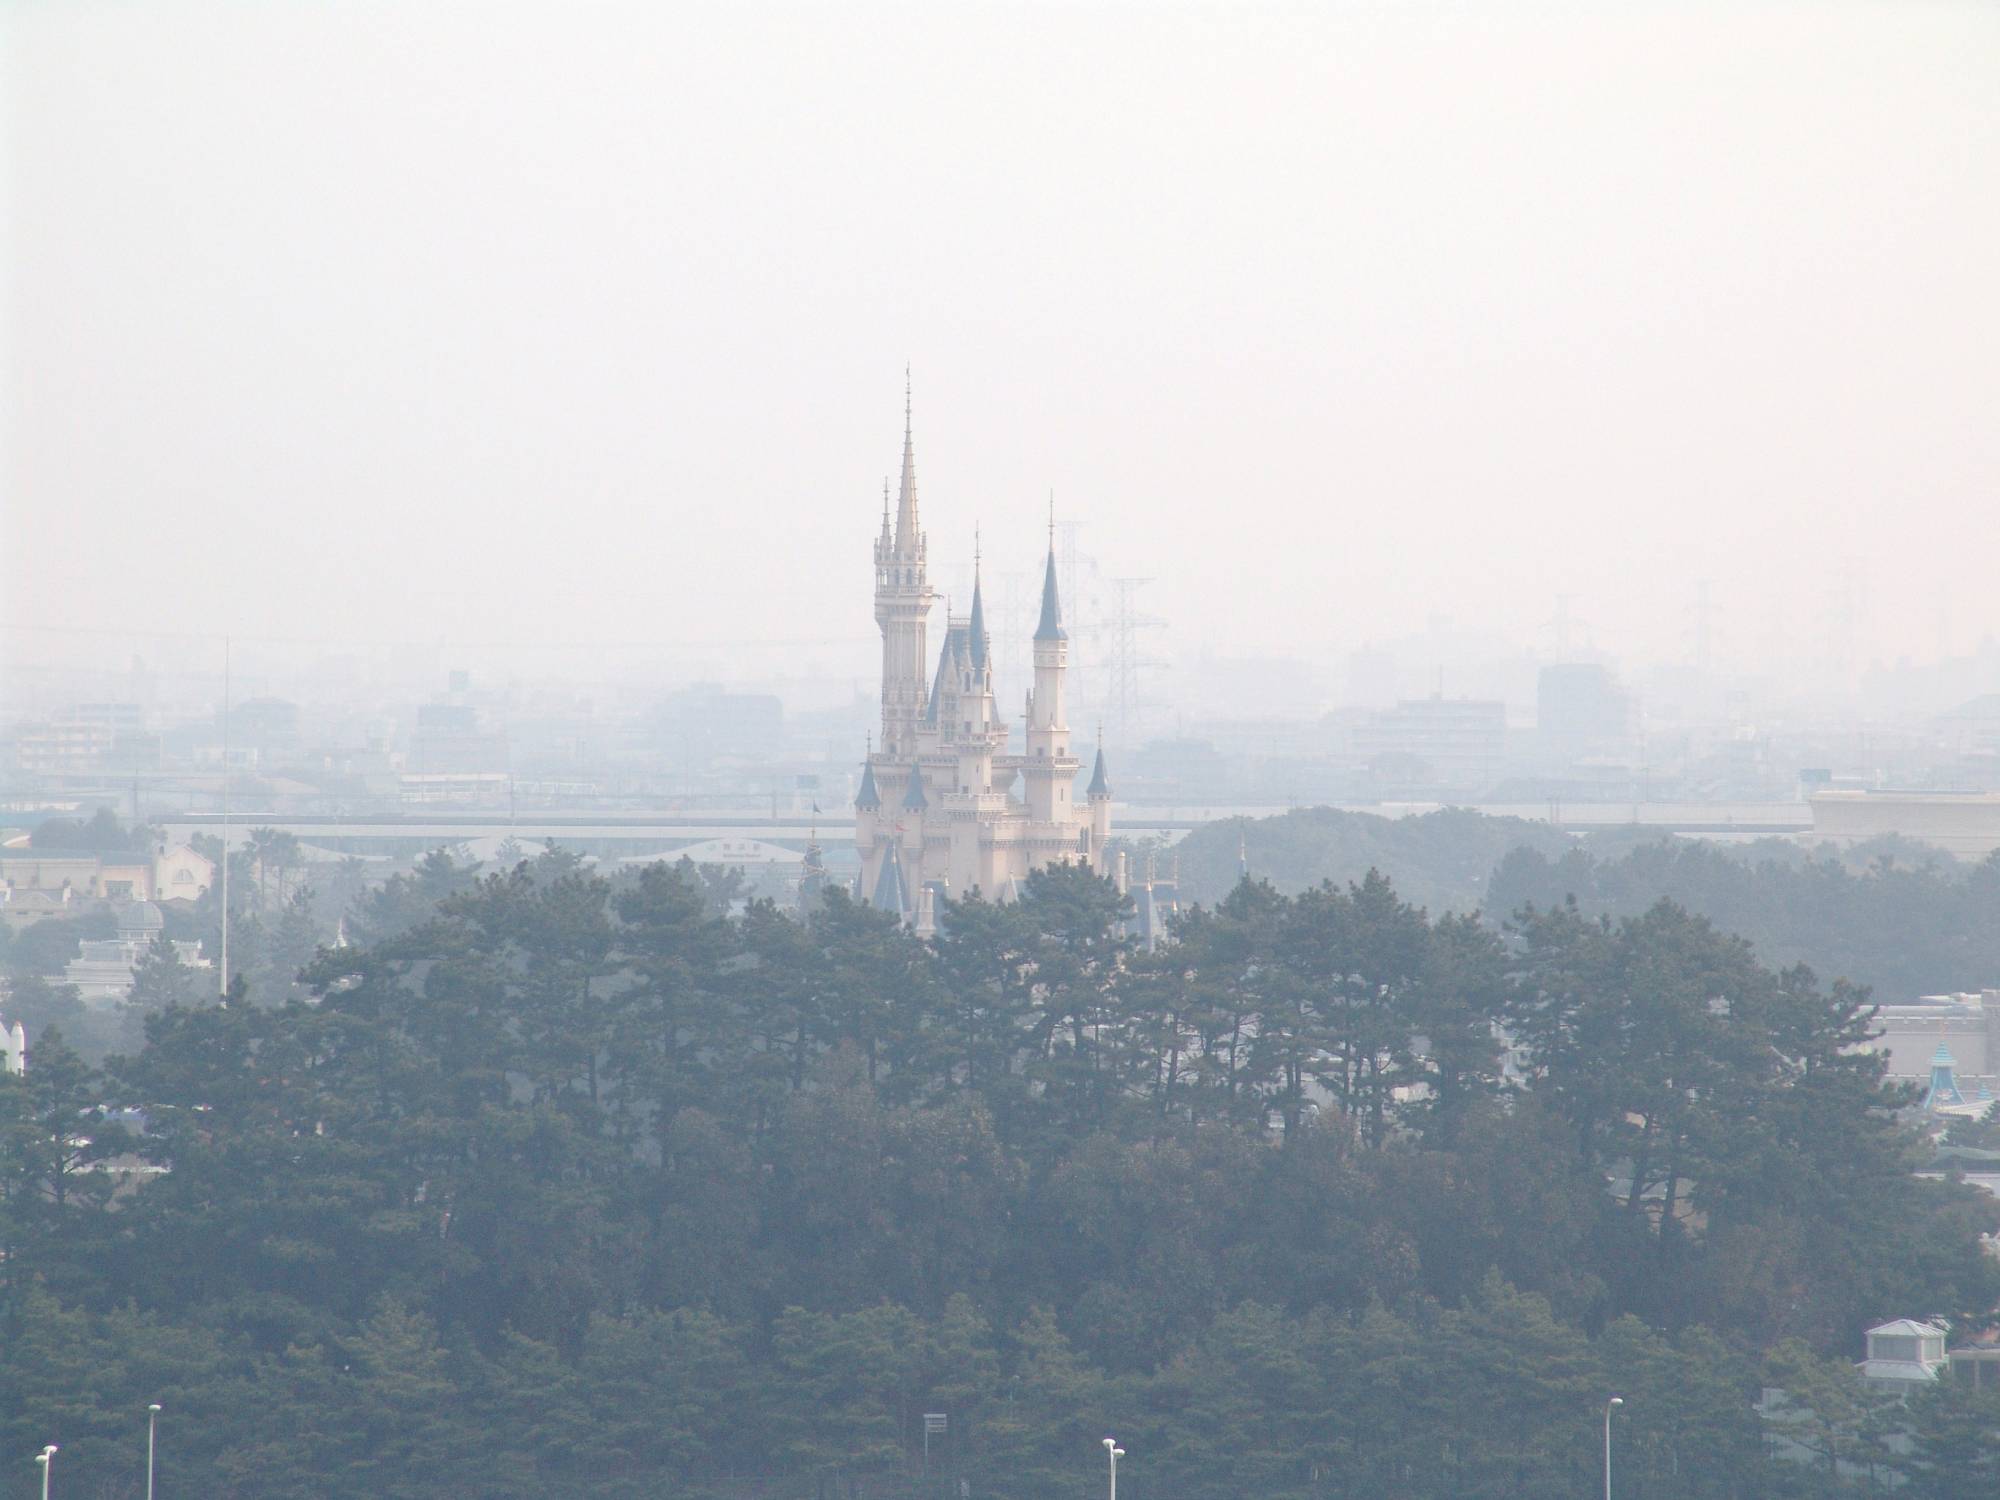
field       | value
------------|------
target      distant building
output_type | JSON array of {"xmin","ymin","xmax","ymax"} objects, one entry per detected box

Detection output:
[
  {"xmin": 412, "ymin": 700, "xmax": 509, "ymax": 777},
  {"xmin": 12, "ymin": 703, "xmax": 149, "ymax": 774},
  {"xmin": 232, "ymin": 697, "xmax": 301, "ymax": 764},
  {"xmin": 0, "ymin": 887, "xmax": 78, "ymax": 927},
  {"xmin": 1857, "ymin": 1319, "xmax": 1949, "ymax": 1395},
  {"xmin": 651, "ymin": 684, "xmax": 786, "ymax": 767},
  {"xmin": 1352, "ymin": 697, "xmax": 1506, "ymax": 791},
  {"xmin": 95, "ymin": 851, "xmax": 153, "ymax": 902},
  {"xmin": 399, "ymin": 771, "xmax": 510, "ymax": 806},
  {"xmin": 1949, "ymin": 1342, "xmax": 2000, "ymax": 1390},
  {"xmin": 1537, "ymin": 663, "xmax": 1632, "ymax": 754},
  {"xmin": 1865, "ymin": 990, "xmax": 2000, "ymax": 1099},
  {"xmin": 853, "ymin": 385, "xmax": 1109, "ymax": 920},
  {"xmin": 15, "ymin": 719, "xmax": 116, "ymax": 773},
  {"xmin": 1808, "ymin": 790, "xmax": 2000, "ymax": 860},
  {"xmin": 63, "ymin": 902, "xmax": 208, "ymax": 1007},
  {"xmin": 0, "ymin": 1016, "xmax": 24, "ymax": 1074},
  {"xmin": 154, "ymin": 842, "xmax": 215, "ymax": 902},
  {"xmin": 0, "ymin": 849, "xmax": 155, "ymax": 903}
]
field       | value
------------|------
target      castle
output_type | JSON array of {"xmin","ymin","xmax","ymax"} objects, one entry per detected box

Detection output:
[{"xmin": 854, "ymin": 384, "xmax": 1110, "ymax": 926}]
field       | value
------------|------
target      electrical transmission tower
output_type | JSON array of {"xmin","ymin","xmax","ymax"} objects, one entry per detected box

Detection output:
[{"xmin": 1104, "ymin": 577, "xmax": 1166, "ymax": 748}]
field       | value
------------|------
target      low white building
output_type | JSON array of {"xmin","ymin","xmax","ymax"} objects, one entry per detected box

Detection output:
[
  {"xmin": 62, "ymin": 902, "xmax": 208, "ymax": 1007},
  {"xmin": 1857, "ymin": 1319, "xmax": 1949, "ymax": 1395},
  {"xmin": 153, "ymin": 842, "xmax": 215, "ymax": 901}
]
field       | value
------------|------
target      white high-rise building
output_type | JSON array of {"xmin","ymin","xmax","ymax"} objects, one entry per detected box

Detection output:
[{"xmin": 855, "ymin": 381, "xmax": 1110, "ymax": 925}]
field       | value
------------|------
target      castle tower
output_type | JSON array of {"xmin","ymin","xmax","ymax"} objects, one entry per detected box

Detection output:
[
  {"xmin": 798, "ymin": 811, "xmax": 828, "ymax": 912},
  {"xmin": 852, "ymin": 380, "xmax": 1111, "ymax": 916},
  {"xmin": 854, "ymin": 752, "xmax": 882, "ymax": 852},
  {"xmin": 955, "ymin": 559, "xmax": 999, "ymax": 798},
  {"xmin": 874, "ymin": 372, "xmax": 935, "ymax": 758},
  {"xmin": 1086, "ymin": 737, "xmax": 1112, "ymax": 870},
  {"xmin": 1022, "ymin": 532, "xmax": 1075, "ymax": 833}
]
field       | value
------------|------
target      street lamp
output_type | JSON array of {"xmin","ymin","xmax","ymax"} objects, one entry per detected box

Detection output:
[
  {"xmin": 147, "ymin": 1404, "xmax": 163, "ymax": 1500},
  {"xmin": 1103, "ymin": 1437, "xmax": 1125, "ymax": 1500},
  {"xmin": 35, "ymin": 1445, "xmax": 57, "ymax": 1500},
  {"xmin": 1603, "ymin": 1396, "xmax": 1624, "ymax": 1500}
]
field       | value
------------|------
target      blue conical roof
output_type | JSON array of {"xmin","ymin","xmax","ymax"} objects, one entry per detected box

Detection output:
[
  {"xmin": 1035, "ymin": 548, "xmax": 1066, "ymax": 641},
  {"xmin": 927, "ymin": 623, "xmax": 968, "ymax": 724},
  {"xmin": 872, "ymin": 844, "xmax": 908, "ymax": 916},
  {"xmin": 855, "ymin": 761, "xmax": 881, "ymax": 810},
  {"xmin": 903, "ymin": 771, "xmax": 929, "ymax": 810},
  {"xmin": 1087, "ymin": 744, "xmax": 1111, "ymax": 797},
  {"xmin": 968, "ymin": 571, "xmax": 989, "ymax": 673}
]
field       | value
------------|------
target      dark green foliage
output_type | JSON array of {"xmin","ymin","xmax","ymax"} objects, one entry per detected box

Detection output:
[
  {"xmin": 27, "ymin": 807, "xmax": 151, "ymax": 852},
  {"xmin": 1178, "ymin": 805, "xmax": 1574, "ymax": 911},
  {"xmin": 4, "ymin": 907, "xmax": 117, "ymax": 980},
  {"xmin": 1, "ymin": 854, "xmax": 1993, "ymax": 1498},
  {"xmin": 1491, "ymin": 837, "xmax": 2000, "ymax": 1000}
]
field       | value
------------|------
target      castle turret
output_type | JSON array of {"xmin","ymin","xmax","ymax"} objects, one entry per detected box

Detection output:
[
  {"xmin": 1086, "ymin": 738, "xmax": 1112, "ymax": 868},
  {"xmin": 955, "ymin": 561, "xmax": 998, "ymax": 797},
  {"xmin": 871, "ymin": 841, "xmax": 909, "ymax": 921},
  {"xmin": 798, "ymin": 813, "xmax": 828, "ymax": 913},
  {"xmin": 854, "ymin": 752, "xmax": 882, "ymax": 882},
  {"xmin": 873, "ymin": 373, "xmax": 935, "ymax": 758},
  {"xmin": 1023, "ymin": 537, "xmax": 1075, "ymax": 831}
]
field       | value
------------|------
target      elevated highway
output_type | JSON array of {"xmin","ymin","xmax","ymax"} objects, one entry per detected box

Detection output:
[{"xmin": 159, "ymin": 801, "xmax": 1814, "ymax": 861}]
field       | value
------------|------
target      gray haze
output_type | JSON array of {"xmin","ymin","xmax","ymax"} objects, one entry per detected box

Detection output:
[{"xmin": 6, "ymin": 1, "xmax": 1998, "ymax": 702}]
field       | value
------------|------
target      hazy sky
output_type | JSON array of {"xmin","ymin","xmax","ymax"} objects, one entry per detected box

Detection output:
[{"xmin": 6, "ymin": 1, "xmax": 1997, "ymax": 695}]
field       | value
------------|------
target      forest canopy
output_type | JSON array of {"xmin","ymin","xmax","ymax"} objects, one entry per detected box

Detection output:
[{"xmin": 3, "ymin": 849, "xmax": 1996, "ymax": 1498}]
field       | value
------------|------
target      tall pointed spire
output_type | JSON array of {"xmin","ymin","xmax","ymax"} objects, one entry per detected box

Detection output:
[
  {"xmin": 1088, "ymin": 729, "xmax": 1111, "ymax": 797},
  {"xmin": 1035, "ymin": 547, "xmax": 1065, "ymax": 642},
  {"xmin": 872, "ymin": 842, "xmax": 909, "ymax": 917},
  {"xmin": 894, "ymin": 366, "xmax": 920, "ymax": 551},
  {"xmin": 880, "ymin": 479, "xmax": 892, "ymax": 543},
  {"xmin": 968, "ymin": 536, "xmax": 989, "ymax": 674}
]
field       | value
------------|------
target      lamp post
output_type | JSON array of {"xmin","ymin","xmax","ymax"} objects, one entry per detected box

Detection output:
[
  {"xmin": 1102, "ymin": 1437, "xmax": 1124, "ymax": 1500},
  {"xmin": 1603, "ymin": 1396, "xmax": 1624, "ymax": 1500},
  {"xmin": 147, "ymin": 1404, "xmax": 162, "ymax": 1500},
  {"xmin": 35, "ymin": 1445, "xmax": 57, "ymax": 1500}
]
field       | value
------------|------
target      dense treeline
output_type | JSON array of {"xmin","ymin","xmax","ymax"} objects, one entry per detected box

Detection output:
[
  {"xmin": 1490, "ymin": 838, "xmax": 2000, "ymax": 1002},
  {"xmin": 2, "ymin": 851, "xmax": 1997, "ymax": 1498},
  {"xmin": 1178, "ymin": 806, "xmax": 2000, "ymax": 1001},
  {"xmin": 1176, "ymin": 806, "xmax": 1573, "ymax": 913}
]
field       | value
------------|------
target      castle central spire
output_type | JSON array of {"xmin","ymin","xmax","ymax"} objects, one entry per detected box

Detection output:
[
  {"xmin": 894, "ymin": 365, "xmax": 920, "ymax": 553},
  {"xmin": 874, "ymin": 371, "xmax": 937, "ymax": 760}
]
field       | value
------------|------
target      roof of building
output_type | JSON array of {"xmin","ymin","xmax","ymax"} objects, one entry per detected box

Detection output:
[
  {"xmin": 1087, "ymin": 744, "xmax": 1111, "ymax": 797},
  {"xmin": 118, "ymin": 901, "xmax": 164, "ymax": 934},
  {"xmin": 872, "ymin": 844, "xmax": 908, "ymax": 917},
  {"xmin": 927, "ymin": 622, "xmax": 969, "ymax": 724},
  {"xmin": 854, "ymin": 761, "xmax": 882, "ymax": 810},
  {"xmin": 968, "ymin": 570, "xmax": 989, "ymax": 674},
  {"xmin": 1035, "ymin": 547, "xmax": 1066, "ymax": 641},
  {"xmin": 902, "ymin": 771, "xmax": 929, "ymax": 810},
  {"xmin": 1869, "ymin": 1319, "xmax": 1948, "ymax": 1338}
]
